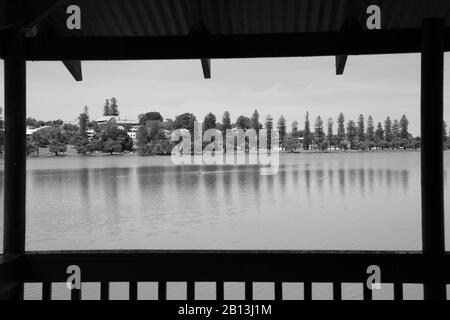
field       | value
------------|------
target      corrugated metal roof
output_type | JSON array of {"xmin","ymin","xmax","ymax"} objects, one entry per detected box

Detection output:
[{"xmin": 40, "ymin": 0, "xmax": 450, "ymax": 37}]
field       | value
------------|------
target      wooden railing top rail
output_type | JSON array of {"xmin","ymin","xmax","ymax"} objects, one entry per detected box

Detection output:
[{"xmin": 6, "ymin": 250, "xmax": 448, "ymax": 284}]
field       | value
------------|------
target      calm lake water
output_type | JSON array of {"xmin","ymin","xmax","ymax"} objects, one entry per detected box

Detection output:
[
  {"xmin": 1, "ymin": 151, "xmax": 449, "ymax": 299},
  {"xmin": 0, "ymin": 151, "xmax": 449, "ymax": 252}
]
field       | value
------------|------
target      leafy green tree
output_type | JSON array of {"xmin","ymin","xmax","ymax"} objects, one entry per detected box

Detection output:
[
  {"xmin": 26, "ymin": 117, "xmax": 38, "ymax": 128},
  {"xmin": 86, "ymin": 141, "xmax": 97, "ymax": 153},
  {"xmin": 277, "ymin": 115, "xmax": 287, "ymax": 147},
  {"xmin": 103, "ymin": 138, "xmax": 123, "ymax": 155},
  {"xmin": 357, "ymin": 114, "xmax": 365, "ymax": 142},
  {"xmin": 236, "ymin": 115, "xmax": 250, "ymax": 130},
  {"xmin": 146, "ymin": 120, "xmax": 167, "ymax": 141},
  {"xmin": 303, "ymin": 112, "xmax": 311, "ymax": 150},
  {"xmin": 339, "ymin": 140, "xmax": 350, "ymax": 151},
  {"xmin": 139, "ymin": 112, "xmax": 163, "ymax": 125},
  {"xmin": 337, "ymin": 112, "xmax": 345, "ymax": 144},
  {"xmin": 173, "ymin": 113, "xmax": 196, "ymax": 131},
  {"xmin": 284, "ymin": 134, "xmax": 301, "ymax": 152},
  {"xmin": 98, "ymin": 120, "xmax": 133, "ymax": 152},
  {"xmin": 30, "ymin": 131, "xmax": 48, "ymax": 157},
  {"xmin": 203, "ymin": 112, "xmax": 217, "ymax": 132},
  {"xmin": 109, "ymin": 97, "xmax": 119, "ymax": 116},
  {"xmin": 356, "ymin": 141, "xmax": 368, "ymax": 151},
  {"xmin": 136, "ymin": 120, "xmax": 170, "ymax": 155},
  {"xmin": 140, "ymin": 140, "xmax": 174, "ymax": 156},
  {"xmin": 74, "ymin": 133, "xmax": 90, "ymax": 154},
  {"xmin": 121, "ymin": 135, "xmax": 133, "ymax": 152},
  {"xmin": 136, "ymin": 126, "xmax": 150, "ymax": 147},
  {"xmin": 319, "ymin": 141, "xmax": 329, "ymax": 152},
  {"xmin": 26, "ymin": 139, "xmax": 38, "ymax": 156},
  {"xmin": 163, "ymin": 118, "xmax": 174, "ymax": 131},
  {"xmin": 44, "ymin": 119, "xmax": 64, "ymax": 127},
  {"xmin": 30, "ymin": 126, "xmax": 65, "ymax": 155},
  {"xmin": 366, "ymin": 116, "xmax": 375, "ymax": 142},
  {"xmin": 89, "ymin": 121, "xmax": 99, "ymax": 132},
  {"xmin": 49, "ymin": 140, "xmax": 67, "ymax": 156}
]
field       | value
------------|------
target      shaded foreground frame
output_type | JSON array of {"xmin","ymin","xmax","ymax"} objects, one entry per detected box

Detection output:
[{"xmin": 0, "ymin": 0, "xmax": 449, "ymax": 300}]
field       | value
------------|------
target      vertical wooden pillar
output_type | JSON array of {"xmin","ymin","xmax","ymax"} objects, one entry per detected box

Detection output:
[
  {"xmin": 421, "ymin": 18, "xmax": 446, "ymax": 300},
  {"xmin": 3, "ymin": 29, "xmax": 26, "ymax": 255},
  {"xmin": 2, "ymin": 0, "xmax": 27, "ymax": 300}
]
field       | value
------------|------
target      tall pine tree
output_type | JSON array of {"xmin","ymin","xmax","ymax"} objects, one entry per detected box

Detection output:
[
  {"xmin": 392, "ymin": 119, "xmax": 400, "ymax": 139},
  {"xmin": 346, "ymin": 120, "xmax": 357, "ymax": 149},
  {"xmin": 265, "ymin": 115, "xmax": 274, "ymax": 150},
  {"xmin": 292, "ymin": 121, "xmax": 299, "ymax": 137},
  {"xmin": 366, "ymin": 115, "xmax": 375, "ymax": 141},
  {"xmin": 327, "ymin": 117, "xmax": 333, "ymax": 148},
  {"xmin": 399, "ymin": 115, "xmax": 409, "ymax": 139},
  {"xmin": 384, "ymin": 117, "xmax": 393, "ymax": 142},
  {"xmin": 315, "ymin": 116, "xmax": 325, "ymax": 145},
  {"xmin": 222, "ymin": 111, "xmax": 231, "ymax": 135},
  {"xmin": 109, "ymin": 97, "xmax": 119, "ymax": 116},
  {"xmin": 277, "ymin": 115, "xmax": 287, "ymax": 146},
  {"xmin": 357, "ymin": 114, "xmax": 365, "ymax": 142},
  {"xmin": 103, "ymin": 99, "xmax": 110, "ymax": 116},
  {"xmin": 78, "ymin": 106, "xmax": 89, "ymax": 132},
  {"xmin": 375, "ymin": 122, "xmax": 384, "ymax": 142},
  {"xmin": 337, "ymin": 112, "xmax": 345, "ymax": 143},
  {"xmin": 304, "ymin": 111, "xmax": 311, "ymax": 150},
  {"xmin": 250, "ymin": 110, "xmax": 260, "ymax": 133}
]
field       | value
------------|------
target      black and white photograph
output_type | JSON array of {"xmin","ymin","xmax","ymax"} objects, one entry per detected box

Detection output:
[{"xmin": 0, "ymin": 0, "xmax": 449, "ymax": 312}]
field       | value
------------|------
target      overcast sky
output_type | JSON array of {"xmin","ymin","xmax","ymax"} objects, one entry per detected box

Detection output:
[{"xmin": 1, "ymin": 53, "xmax": 450, "ymax": 136}]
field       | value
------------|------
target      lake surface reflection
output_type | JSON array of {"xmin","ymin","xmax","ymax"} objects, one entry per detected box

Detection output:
[{"xmin": 0, "ymin": 151, "xmax": 449, "ymax": 252}]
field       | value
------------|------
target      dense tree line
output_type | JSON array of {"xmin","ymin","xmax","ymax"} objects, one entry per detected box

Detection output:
[
  {"xmin": 26, "ymin": 106, "xmax": 133, "ymax": 156},
  {"xmin": 284, "ymin": 113, "xmax": 426, "ymax": 152},
  {"xmin": 16, "ymin": 103, "xmax": 450, "ymax": 157}
]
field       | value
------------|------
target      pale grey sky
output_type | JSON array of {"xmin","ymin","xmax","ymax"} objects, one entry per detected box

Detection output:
[{"xmin": 1, "ymin": 53, "xmax": 450, "ymax": 136}]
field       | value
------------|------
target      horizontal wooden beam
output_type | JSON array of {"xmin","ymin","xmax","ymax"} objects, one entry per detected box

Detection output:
[
  {"xmin": 62, "ymin": 60, "xmax": 82, "ymax": 81},
  {"xmin": 19, "ymin": 250, "xmax": 450, "ymax": 283},
  {"xmin": 0, "ymin": 28, "xmax": 448, "ymax": 61}
]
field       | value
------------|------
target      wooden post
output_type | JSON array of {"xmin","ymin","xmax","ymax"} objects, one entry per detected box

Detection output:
[
  {"xmin": 1, "ymin": 0, "xmax": 26, "ymax": 301},
  {"xmin": 421, "ymin": 18, "xmax": 446, "ymax": 300}
]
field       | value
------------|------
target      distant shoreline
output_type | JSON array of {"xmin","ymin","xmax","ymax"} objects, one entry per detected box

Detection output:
[{"xmin": 0, "ymin": 146, "xmax": 427, "ymax": 160}]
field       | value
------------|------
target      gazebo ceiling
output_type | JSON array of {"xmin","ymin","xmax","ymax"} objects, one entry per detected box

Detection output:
[
  {"xmin": 30, "ymin": 0, "xmax": 450, "ymax": 37},
  {"xmin": 1, "ymin": 0, "xmax": 450, "ymax": 80}
]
